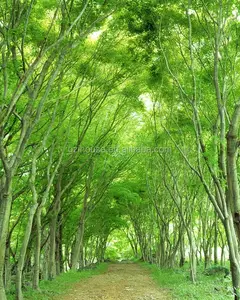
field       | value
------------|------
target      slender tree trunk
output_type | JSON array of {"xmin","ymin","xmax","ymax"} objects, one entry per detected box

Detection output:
[
  {"xmin": 187, "ymin": 229, "xmax": 197, "ymax": 283},
  {"xmin": 16, "ymin": 203, "xmax": 38, "ymax": 300},
  {"xmin": 48, "ymin": 174, "xmax": 63, "ymax": 280},
  {"xmin": 33, "ymin": 207, "xmax": 41, "ymax": 290},
  {"xmin": 4, "ymin": 241, "xmax": 11, "ymax": 292},
  {"xmin": 71, "ymin": 164, "xmax": 93, "ymax": 270},
  {"xmin": 79, "ymin": 244, "xmax": 84, "ymax": 269},
  {"xmin": 160, "ymin": 229, "xmax": 166, "ymax": 267},
  {"xmin": 179, "ymin": 235, "xmax": 185, "ymax": 267},
  {"xmin": 71, "ymin": 217, "xmax": 86, "ymax": 270},
  {"xmin": 0, "ymin": 179, "xmax": 12, "ymax": 300},
  {"xmin": 48, "ymin": 199, "xmax": 61, "ymax": 280},
  {"xmin": 226, "ymin": 101, "xmax": 240, "ymax": 299},
  {"xmin": 43, "ymin": 240, "xmax": 50, "ymax": 280},
  {"xmin": 214, "ymin": 214, "xmax": 218, "ymax": 265},
  {"xmin": 224, "ymin": 215, "xmax": 240, "ymax": 300},
  {"xmin": 56, "ymin": 221, "xmax": 63, "ymax": 275}
]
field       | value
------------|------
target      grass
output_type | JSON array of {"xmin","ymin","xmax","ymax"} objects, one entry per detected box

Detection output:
[
  {"xmin": 142, "ymin": 262, "xmax": 233, "ymax": 299},
  {"xmin": 7, "ymin": 261, "xmax": 233, "ymax": 299},
  {"xmin": 7, "ymin": 263, "xmax": 108, "ymax": 300}
]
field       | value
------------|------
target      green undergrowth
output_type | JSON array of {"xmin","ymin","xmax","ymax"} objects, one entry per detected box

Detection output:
[
  {"xmin": 7, "ymin": 263, "xmax": 108, "ymax": 300},
  {"xmin": 142, "ymin": 262, "xmax": 233, "ymax": 299}
]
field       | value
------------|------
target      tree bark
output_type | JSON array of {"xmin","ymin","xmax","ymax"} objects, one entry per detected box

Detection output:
[
  {"xmin": 33, "ymin": 207, "xmax": 41, "ymax": 290},
  {"xmin": 226, "ymin": 101, "xmax": 240, "ymax": 299},
  {"xmin": 0, "ymin": 177, "xmax": 12, "ymax": 300},
  {"xmin": 16, "ymin": 203, "xmax": 38, "ymax": 300}
]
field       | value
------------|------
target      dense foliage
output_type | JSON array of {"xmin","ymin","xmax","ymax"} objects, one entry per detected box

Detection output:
[{"xmin": 1, "ymin": 0, "xmax": 240, "ymax": 299}]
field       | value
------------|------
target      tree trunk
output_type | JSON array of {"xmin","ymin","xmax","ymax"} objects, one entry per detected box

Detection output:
[
  {"xmin": 48, "ymin": 202, "xmax": 60, "ymax": 279},
  {"xmin": 187, "ymin": 229, "xmax": 197, "ymax": 283},
  {"xmin": 214, "ymin": 214, "xmax": 218, "ymax": 265},
  {"xmin": 71, "ymin": 165, "xmax": 92, "ymax": 270},
  {"xmin": 0, "ymin": 180, "xmax": 12, "ymax": 300},
  {"xmin": 179, "ymin": 235, "xmax": 185, "ymax": 267},
  {"xmin": 16, "ymin": 203, "xmax": 38, "ymax": 300},
  {"xmin": 71, "ymin": 217, "xmax": 86, "ymax": 270},
  {"xmin": 224, "ymin": 216, "xmax": 240, "ymax": 300},
  {"xmin": 226, "ymin": 101, "xmax": 240, "ymax": 299},
  {"xmin": 4, "ymin": 239, "xmax": 11, "ymax": 293},
  {"xmin": 56, "ymin": 221, "xmax": 63, "ymax": 275},
  {"xmin": 33, "ymin": 207, "xmax": 41, "ymax": 290}
]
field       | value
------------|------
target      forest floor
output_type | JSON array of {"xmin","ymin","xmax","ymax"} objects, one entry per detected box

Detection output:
[{"xmin": 53, "ymin": 263, "xmax": 171, "ymax": 300}]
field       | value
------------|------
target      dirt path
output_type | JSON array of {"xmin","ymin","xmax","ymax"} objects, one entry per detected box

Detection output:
[{"xmin": 54, "ymin": 263, "xmax": 171, "ymax": 300}]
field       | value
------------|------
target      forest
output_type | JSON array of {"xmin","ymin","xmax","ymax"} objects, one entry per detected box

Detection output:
[{"xmin": 1, "ymin": 0, "xmax": 240, "ymax": 299}]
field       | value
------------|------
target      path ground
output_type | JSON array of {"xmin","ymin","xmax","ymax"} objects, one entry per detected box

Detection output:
[{"xmin": 54, "ymin": 263, "xmax": 171, "ymax": 300}]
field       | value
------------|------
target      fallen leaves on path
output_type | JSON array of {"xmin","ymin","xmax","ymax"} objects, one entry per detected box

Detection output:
[{"xmin": 53, "ymin": 263, "xmax": 171, "ymax": 300}]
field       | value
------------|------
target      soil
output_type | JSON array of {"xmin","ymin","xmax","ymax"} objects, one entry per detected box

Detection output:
[{"xmin": 54, "ymin": 263, "xmax": 171, "ymax": 300}]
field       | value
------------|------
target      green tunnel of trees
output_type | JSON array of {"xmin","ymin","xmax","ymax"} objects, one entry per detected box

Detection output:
[{"xmin": 1, "ymin": 0, "xmax": 240, "ymax": 299}]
